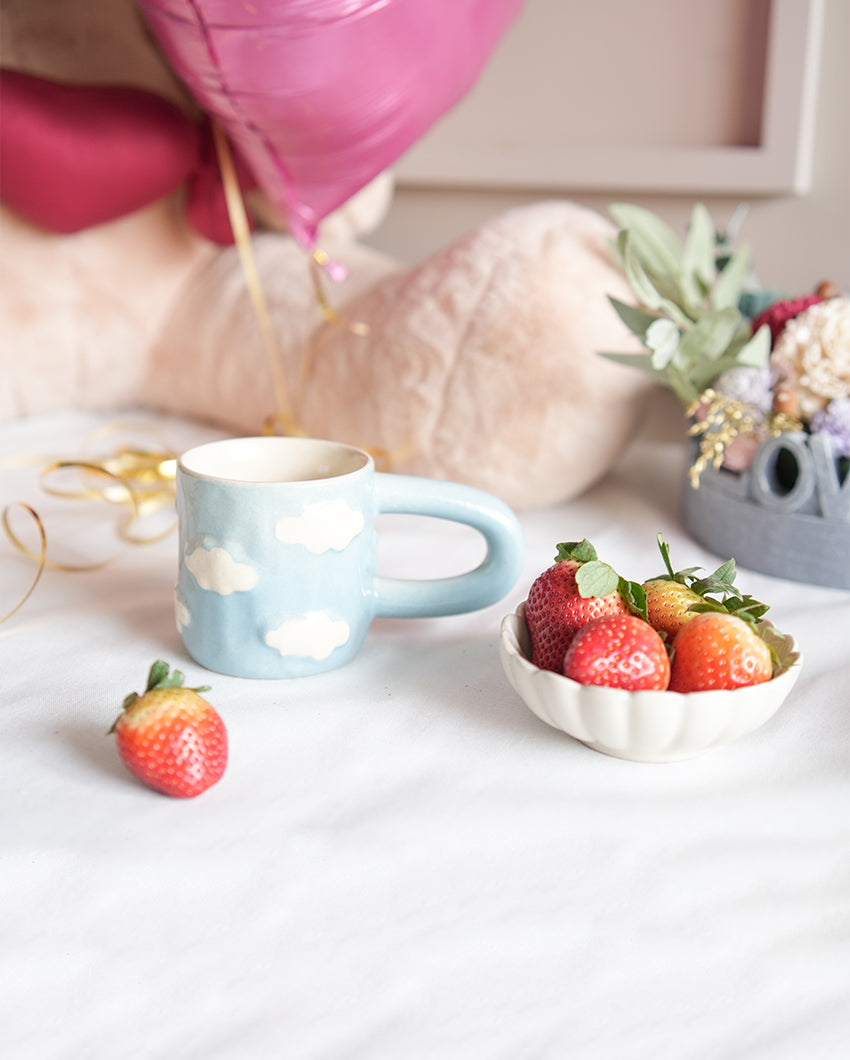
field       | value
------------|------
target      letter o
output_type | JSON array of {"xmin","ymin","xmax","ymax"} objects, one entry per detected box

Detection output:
[{"xmin": 749, "ymin": 433, "xmax": 815, "ymax": 512}]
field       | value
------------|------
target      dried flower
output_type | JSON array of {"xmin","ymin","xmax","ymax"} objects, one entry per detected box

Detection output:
[
  {"xmin": 686, "ymin": 390, "xmax": 763, "ymax": 486},
  {"xmin": 770, "ymin": 297, "xmax": 850, "ymax": 416},
  {"xmin": 713, "ymin": 365, "xmax": 774, "ymax": 416},
  {"xmin": 752, "ymin": 293, "xmax": 823, "ymax": 345},
  {"xmin": 810, "ymin": 397, "xmax": 850, "ymax": 458}
]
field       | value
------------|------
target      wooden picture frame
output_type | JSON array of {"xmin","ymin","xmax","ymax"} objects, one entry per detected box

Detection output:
[{"xmin": 396, "ymin": 0, "xmax": 824, "ymax": 196}]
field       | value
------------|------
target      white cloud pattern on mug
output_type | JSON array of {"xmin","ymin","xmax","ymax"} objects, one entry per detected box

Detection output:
[
  {"xmin": 275, "ymin": 499, "xmax": 364, "ymax": 553},
  {"xmin": 265, "ymin": 611, "xmax": 351, "ymax": 660},
  {"xmin": 185, "ymin": 545, "xmax": 259, "ymax": 595}
]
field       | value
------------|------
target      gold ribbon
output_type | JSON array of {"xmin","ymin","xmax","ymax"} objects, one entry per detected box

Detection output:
[
  {"xmin": 1, "ymin": 504, "xmax": 47, "ymax": 623},
  {"xmin": 1, "ymin": 429, "xmax": 179, "ymax": 623},
  {"xmin": 211, "ymin": 121, "xmax": 304, "ymax": 438}
]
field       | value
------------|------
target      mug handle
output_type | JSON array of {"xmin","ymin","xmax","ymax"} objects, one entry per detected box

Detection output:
[{"xmin": 372, "ymin": 474, "xmax": 525, "ymax": 618}]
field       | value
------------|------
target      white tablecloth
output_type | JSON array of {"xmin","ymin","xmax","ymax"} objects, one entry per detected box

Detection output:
[{"xmin": 2, "ymin": 409, "xmax": 849, "ymax": 1060}]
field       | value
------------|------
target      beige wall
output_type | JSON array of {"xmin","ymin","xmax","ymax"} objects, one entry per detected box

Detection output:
[{"xmin": 367, "ymin": 0, "xmax": 849, "ymax": 296}]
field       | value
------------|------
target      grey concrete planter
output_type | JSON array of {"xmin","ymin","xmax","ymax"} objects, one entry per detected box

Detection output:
[{"xmin": 681, "ymin": 431, "xmax": 850, "ymax": 590}]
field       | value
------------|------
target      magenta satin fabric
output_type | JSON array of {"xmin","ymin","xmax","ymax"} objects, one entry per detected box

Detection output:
[
  {"xmin": 0, "ymin": 68, "xmax": 260, "ymax": 243},
  {"xmin": 0, "ymin": 69, "xmax": 202, "ymax": 234},
  {"xmin": 137, "ymin": 0, "xmax": 525, "ymax": 246}
]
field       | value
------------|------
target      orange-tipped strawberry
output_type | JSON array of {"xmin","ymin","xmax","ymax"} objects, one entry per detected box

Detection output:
[
  {"xmin": 111, "ymin": 661, "xmax": 227, "ymax": 798},
  {"xmin": 525, "ymin": 539, "xmax": 645, "ymax": 672},
  {"xmin": 668, "ymin": 612, "xmax": 774, "ymax": 692}
]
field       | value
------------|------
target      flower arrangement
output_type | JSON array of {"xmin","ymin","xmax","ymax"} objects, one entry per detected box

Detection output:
[{"xmin": 600, "ymin": 202, "xmax": 848, "ymax": 487}]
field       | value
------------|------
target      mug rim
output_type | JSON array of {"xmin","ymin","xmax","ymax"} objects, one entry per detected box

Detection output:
[{"xmin": 178, "ymin": 435, "xmax": 373, "ymax": 485}]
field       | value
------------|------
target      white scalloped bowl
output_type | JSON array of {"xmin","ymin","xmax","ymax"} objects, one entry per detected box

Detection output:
[{"xmin": 500, "ymin": 602, "xmax": 802, "ymax": 762}]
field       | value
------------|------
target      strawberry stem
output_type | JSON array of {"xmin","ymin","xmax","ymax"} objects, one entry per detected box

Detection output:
[
  {"xmin": 555, "ymin": 539, "xmax": 598, "ymax": 564},
  {"xmin": 117, "ymin": 661, "xmax": 211, "ymax": 718},
  {"xmin": 145, "ymin": 659, "xmax": 211, "ymax": 695},
  {"xmin": 653, "ymin": 534, "xmax": 777, "ymax": 635},
  {"xmin": 557, "ymin": 539, "xmax": 648, "ymax": 621}
]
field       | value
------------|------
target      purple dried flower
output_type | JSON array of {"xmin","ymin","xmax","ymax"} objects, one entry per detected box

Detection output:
[{"xmin": 810, "ymin": 397, "xmax": 850, "ymax": 458}]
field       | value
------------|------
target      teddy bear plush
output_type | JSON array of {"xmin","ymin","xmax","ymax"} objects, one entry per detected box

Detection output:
[{"xmin": 0, "ymin": 0, "xmax": 653, "ymax": 510}]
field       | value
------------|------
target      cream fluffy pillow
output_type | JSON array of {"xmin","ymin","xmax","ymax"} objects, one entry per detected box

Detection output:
[{"xmin": 146, "ymin": 200, "xmax": 653, "ymax": 509}]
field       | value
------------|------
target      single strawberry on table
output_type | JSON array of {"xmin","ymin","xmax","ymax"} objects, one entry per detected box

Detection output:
[
  {"xmin": 111, "ymin": 660, "xmax": 227, "ymax": 797},
  {"xmin": 525, "ymin": 539, "xmax": 644, "ymax": 672},
  {"xmin": 563, "ymin": 614, "xmax": 670, "ymax": 691}
]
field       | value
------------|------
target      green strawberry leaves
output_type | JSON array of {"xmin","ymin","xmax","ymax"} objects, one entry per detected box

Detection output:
[
  {"xmin": 651, "ymin": 533, "xmax": 773, "ymax": 633},
  {"xmin": 120, "ymin": 660, "xmax": 211, "ymax": 712},
  {"xmin": 145, "ymin": 659, "xmax": 211, "ymax": 694},
  {"xmin": 555, "ymin": 538, "xmax": 648, "ymax": 621},
  {"xmin": 655, "ymin": 534, "xmax": 702, "ymax": 584},
  {"xmin": 619, "ymin": 579, "xmax": 648, "ymax": 619},
  {"xmin": 575, "ymin": 560, "xmax": 619, "ymax": 598},
  {"xmin": 553, "ymin": 534, "xmax": 776, "ymax": 634},
  {"xmin": 555, "ymin": 539, "xmax": 599, "ymax": 564}
]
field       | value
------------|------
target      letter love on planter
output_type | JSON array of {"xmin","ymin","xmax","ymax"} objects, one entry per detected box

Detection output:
[{"xmin": 682, "ymin": 432, "xmax": 850, "ymax": 589}]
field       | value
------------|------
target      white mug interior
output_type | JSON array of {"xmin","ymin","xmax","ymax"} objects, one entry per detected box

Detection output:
[{"xmin": 179, "ymin": 436, "xmax": 371, "ymax": 484}]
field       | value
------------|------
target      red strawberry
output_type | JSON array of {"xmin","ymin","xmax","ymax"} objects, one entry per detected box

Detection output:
[
  {"xmin": 752, "ymin": 293, "xmax": 823, "ymax": 346},
  {"xmin": 111, "ymin": 661, "xmax": 227, "ymax": 798},
  {"xmin": 525, "ymin": 539, "xmax": 635, "ymax": 672},
  {"xmin": 562, "ymin": 614, "xmax": 670, "ymax": 691},
  {"xmin": 668, "ymin": 613, "xmax": 773, "ymax": 692}
]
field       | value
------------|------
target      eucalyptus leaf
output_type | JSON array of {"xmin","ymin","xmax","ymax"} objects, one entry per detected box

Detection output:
[
  {"xmin": 687, "ymin": 332, "xmax": 767, "ymax": 390},
  {"xmin": 682, "ymin": 203, "xmax": 717, "ymax": 289},
  {"xmin": 710, "ymin": 242, "xmax": 751, "ymax": 310},
  {"xmin": 621, "ymin": 235, "xmax": 667, "ymax": 312},
  {"xmin": 607, "ymin": 296, "xmax": 659, "ymax": 339},
  {"xmin": 597, "ymin": 351, "xmax": 658, "ymax": 375},
  {"xmin": 678, "ymin": 269, "xmax": 706, "ymax": 319},
  {"xmin": 732, "ymin": 323, "xmax": 771, "ymax": 369},
  {"xmin": 609, "ymin": 203, "xmax": 682, "ymax": 283},
  {"xmin": 663, "ymin": 361, "xmax": 701, "ymax": 404},
  {"xmin": 687, "ymin": 356, "xmax": 739, "ymax": 393},
  {"xmin": 722, "ymin": 319, "xmax": 758, "ymax": 360},
  {"xmin": 677, "ymin": 307, "xmax": 741, "ymax": 363},
  {"xmin": 656, "ymin": 297, "xmax": 694, "ymax": 329},
  {"xmin": 611, "ymin": 219, "xmax": 683, "ymax": 304}
]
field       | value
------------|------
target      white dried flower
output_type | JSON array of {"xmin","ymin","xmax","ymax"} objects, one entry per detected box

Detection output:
[
  {"xmin": 713, "ymin": 365, "xmax": 774, "ymax": 416},
  {"xmin": 770, "ymin": 297, "xmax": 850, "ymax": 416},
  {"xmin": 645, "ymin": 317, "xmax": 679, "ymax": 370}
]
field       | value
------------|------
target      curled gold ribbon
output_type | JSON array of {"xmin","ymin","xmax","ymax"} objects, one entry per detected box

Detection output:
[
  {"xmin": 39, "ymin": 456, "xmax": 177, "ymax": 552},
  {"xmin": 1, "ymin": 504, "xmax": 47, "ymax": 622},
  {"xmin": 1, "ymin": 432, "xmax": 180, "ymax": 623}
]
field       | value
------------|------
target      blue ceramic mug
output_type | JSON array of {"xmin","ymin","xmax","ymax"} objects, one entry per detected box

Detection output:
[{"xmin": 175, "ymin": 436, "xmax": 524, "ymax": 678}]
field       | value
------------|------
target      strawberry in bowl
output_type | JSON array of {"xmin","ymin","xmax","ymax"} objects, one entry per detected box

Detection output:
[{"xmin": 500, "ymin": 536, "xmax": 801, "ymax": 762}]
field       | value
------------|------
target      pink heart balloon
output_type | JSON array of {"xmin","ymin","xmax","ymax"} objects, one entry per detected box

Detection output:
[{"xmin": 138, "ymin": 0, "xmax": 524, "ymax": 247}]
